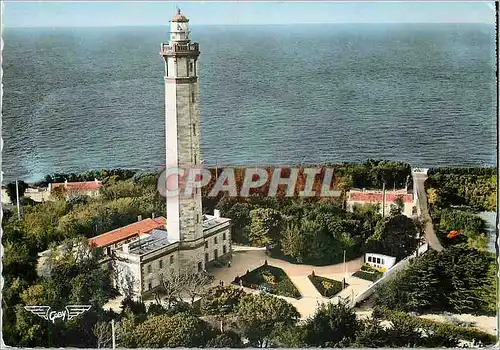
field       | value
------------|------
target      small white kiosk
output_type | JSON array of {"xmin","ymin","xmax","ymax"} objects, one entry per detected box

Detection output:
[{"xmin": 365, "ymin": 253, "xmax": 396, "ymax": 271}]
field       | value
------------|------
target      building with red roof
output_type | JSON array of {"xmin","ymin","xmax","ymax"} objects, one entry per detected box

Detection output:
[
  {"xmin": 346, "ymin": 188, "xmax": 417, "ymax": 218},
  {"xmin": 48, "ymin": 179, "xmax": 103, "ymax": 198},
  {"xmin": 89, "ymin": 216, "xmax": 167, "ymax": 256}
]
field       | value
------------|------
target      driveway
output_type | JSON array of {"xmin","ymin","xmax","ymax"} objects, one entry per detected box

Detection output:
[{"xmin": 412, "ymin": 170, "xmax": 444, "ymax": 252}]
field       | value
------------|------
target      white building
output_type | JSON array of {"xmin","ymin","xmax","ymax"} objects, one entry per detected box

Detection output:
[
  {"xmin": 113, "ymin": 212, "xmax": 231, "ymax": 298},
  {"xmin": 364, "ymin": 253, "xmax": 396, "ymax": 271},
  {"xmin": 346, "ymin": 188, "xmax": 417, "ymax": 218}
]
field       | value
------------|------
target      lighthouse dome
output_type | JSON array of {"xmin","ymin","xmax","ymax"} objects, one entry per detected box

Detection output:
[{"xmin": 170, "ymin": 9, "xmax": 189, "ymax": 23}]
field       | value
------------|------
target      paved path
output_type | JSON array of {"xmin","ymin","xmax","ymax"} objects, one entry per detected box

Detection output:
[
  {"xmin": 210, "ymin": 250, "xmax": 370, "ymax": 319},
  {"xmin": 103, "ymin": 251, "xmax": 371, "ymax": 319},
  {"xmin": 412, "ymin": 169, "xmax": 444, "ymax": 252}
]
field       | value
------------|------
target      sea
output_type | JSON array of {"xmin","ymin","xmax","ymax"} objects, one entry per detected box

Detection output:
[{"xmin": 2, "ymin": 23, "xmax": 497, "ymax": 183}]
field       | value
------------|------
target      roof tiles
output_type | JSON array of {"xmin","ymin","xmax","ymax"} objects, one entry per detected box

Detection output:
[{"xmin": 89, "ymin": 217, "xmax": 166, "ymax": 248}]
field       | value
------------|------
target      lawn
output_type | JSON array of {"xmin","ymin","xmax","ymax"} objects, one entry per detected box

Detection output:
[
  {"xmin": 308, "ymin": 274, "xmax": 344, "ymax": 298},
  {"xmin": 233, "ymin": 263, "xmax": 301, "ymax": 299},
  {"xmin": 352, "ymin": 264, "xmax": 384, "ymax": 282}
]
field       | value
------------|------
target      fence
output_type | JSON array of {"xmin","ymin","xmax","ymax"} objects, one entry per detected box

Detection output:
[{"xmin": 350, "ymin": 243, "xmax": 429, "ymax": 307}]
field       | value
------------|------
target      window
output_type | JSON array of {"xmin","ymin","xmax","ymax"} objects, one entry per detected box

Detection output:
[
  {"xmin": 204, "ymin": 241, "xmax": 208, "ymax": 248},
  {"xmin": 159, "ymin": 260, "xmax": 163, "ymax": 269},
  {"xmin": 198, "ymin": 262, "xmax": 203, "ymax": 272},
  {"xmin": 189, "ymin": 61, "xmax": 194, "ymax": 74},
  {"xmin": 214, "ymin": 237, "xmax": 218, "ymax": 245},
  {"xmin": 196, "ymin": 214, "xmax": 199, "ymax": 223},
  {"xmin": 223, "ymin": 245, "xmax": 227, "ymax": 254},
  {"xmin": 205, "ymin": 253, "xmax": 209, "ymax": 262},
  {"xmin": 367, "ymin": 256, "xmax": 372, "ymax": 262},
  {"xmin": 170, "ymin": 255, "xmax": 174, "ymax": 264},
  {"xmin": 194, "ymin": 154, "xmax": 197, "ymax": 164},
  {"xmin": 223, "ymin": 232, "xmax": 227, "ymax": 241},
  {"xmin": 214, "ymin": 249, "xmax": 218, "ymax": 260},
  {"xmin": 147, "ymin": 265, "xmax": 152, "ymax": 273},
  {"xmin": 191, "ymin": 91, "xmax": 195, "ymax": 103},
  {"xmin": 376, "ymin": 258, "xmax": 381, "ymax": 264},
  {"xmin": 148, "ymin": 280, "xmax": 152, "ymax": 290},
  {"xmin": 192, "ymin": 124, "xmax": 196, "ymax": 136},
  {"xmin": 381, "ymin": 259, "xmax": 385, "ymax": 265}
]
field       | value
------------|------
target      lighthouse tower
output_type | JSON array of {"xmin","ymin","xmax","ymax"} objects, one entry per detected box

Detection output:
[{"xmin": 161, "ymin": 10, "xmax": 204, "ymax": 268}]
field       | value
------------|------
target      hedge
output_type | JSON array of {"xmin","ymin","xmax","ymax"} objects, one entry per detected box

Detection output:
[
  {"xmin": 308, "ymin": 274, "xmax": 343, "ymax": 298},
  {"xmin": 233, "ymin": 265, "xmax": 301, "ymax": 299},
  {"xmin": 352, "ymin": 265, "xmax": 383, "ymax": 282}
]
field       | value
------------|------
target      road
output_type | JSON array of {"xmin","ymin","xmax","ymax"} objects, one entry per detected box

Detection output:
[{"xmin": 412, "ymin": 170, "xmax": 444, "ymax": 252}]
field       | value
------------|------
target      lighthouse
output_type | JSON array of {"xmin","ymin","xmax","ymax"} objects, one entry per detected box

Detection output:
[{"xmin": 161, "ymin": 9, "xmax": 204, "ymax": 267}]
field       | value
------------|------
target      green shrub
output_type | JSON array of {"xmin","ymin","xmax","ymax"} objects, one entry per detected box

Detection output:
[
  {"xmin": 308, "ymin": 275, "xmax": 343, "ymax": 298},
  {"xmin": 360, "ymin": 264, "xmax": 379, "ymax": 273},
  {"xmin": 232, "ymin": 265, "xmax": 301, "ymax": 299},
  {"xmin": 353, "ymin": 265, "xmax": 383, "ymax": 282}
]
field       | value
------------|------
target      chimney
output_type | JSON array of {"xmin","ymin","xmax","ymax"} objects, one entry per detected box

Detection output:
[
  {"xmin": 95, "ymin": 178, "xmax": 99, "ymax": 184},
  {"xmin": 137, "ymin": 215, "xmax": 142, "ymax": 222},
  {"xmin": 151, "ymin": 212, "xmax": 155, "ymax": 219},
  {"xmin": 64, "ymin": 179, "xmax": 68, "ymax": 188},
  {"xmin": 214, "ymin": 209, "xmax": 220, "ymax": 218}
]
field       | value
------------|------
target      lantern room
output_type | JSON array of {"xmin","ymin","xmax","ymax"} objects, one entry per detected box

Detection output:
[{"xmin": 169, "ymin": 8, "xmax": 190, "ymax": 42}]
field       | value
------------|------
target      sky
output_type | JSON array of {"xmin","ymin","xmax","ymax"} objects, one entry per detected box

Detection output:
[{"xmin": 2, "ymin": 1, "xmax": 496, "ymax": 27}]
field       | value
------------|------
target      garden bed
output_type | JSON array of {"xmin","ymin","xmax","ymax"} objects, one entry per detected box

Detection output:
[
  {"xmin": 352, "ymin": 264, "xmax": 384, "ymax": 282},
  {"xmin": 232, "ymin": 263, "xmax": 301, "ymax": 299},
  {"xmin": 307, "ymin": 274, "xmax": 344, "ymax": 298}
]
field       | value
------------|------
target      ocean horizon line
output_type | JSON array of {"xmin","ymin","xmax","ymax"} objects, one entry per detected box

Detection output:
[{"xmin": 3, "ymin": 21, "xmax": 494, "ymax": 29}]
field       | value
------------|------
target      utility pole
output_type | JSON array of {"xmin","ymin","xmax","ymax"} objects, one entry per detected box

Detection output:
[
  {"xmin": 16, "ymin": 179, "xmax": 21, "ymax": 220},
  {"xmin": 343, "ymin": 250, "xmax": 347, "ymax": 288},
  {"xmin": 111, "ymin": 319, "xmax": 116, "ymax": 349},
  {"xmin": 382, "ymin": 182, "xmax": 386, "ymax": 217}
]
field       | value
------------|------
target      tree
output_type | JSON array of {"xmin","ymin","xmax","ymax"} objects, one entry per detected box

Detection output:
[
  {"xmin": 147, "ymin": 303, "xmax": 167, "ymax": 316},
  {"xmin": 355, "ymin": 316, "xmax": 390, "ymax": 348},
  {"xmin": 115, "ymin": 313, "xmax": 138, "ymax": 348},
  {"xmin": 366, "ymin": 214, "xmax": 421, "ymax": 261},
  {"xmin": 269, "ymin": 323, "xmax": 305, "ymax": 347},
  {"xmin": 119, "ymin": 297, "xmax": 147, "ymax": 323},
  {"xmin": 249, "ymin": 208, "xmax": 283, "ymax": 246},
  {"xmin": 374, "ymin": 247, "xmax": 495, "ymax": 315},
  {"xmin": 5, "ymin": 181, "xmax": 29, "ymax": 203},
  {"xmin": 279, "ymin": 222, "xmax": 309, "ymax": 263},
  {"xmin": 386, "ymin": 314, "xmax": 421, "ymax": 347},
  {"xmin": 236, "ymin": 294, "xmax": 300, "ymax": 347},
  {"xmin": 92, "ymin": 321, "xmax": 112, "ymax": 348},
  {"xmin": 302, "ymin": 300, "xmax": 358, "ymax": 347},
  {"xmin": 159, "ymin": 272, "xmax": 187, "ymax": 308},
  {"xmin": 201, "ymin": 285, "xmax": 246, "ymax": 316},
  {"xmin": 182, "ymin": 271, "xmax": 215, "ymax": 304},
  {"xmin": 206, "ymin": 330, "xmax": 244, "ymax": 348},
  {"xmin": 133, "ymin": 313, "xmax": 212, "ymax": 347}
]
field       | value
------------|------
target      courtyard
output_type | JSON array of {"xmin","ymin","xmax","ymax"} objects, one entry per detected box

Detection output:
[{"xmin": 208, "ymin": 249, "xmax": 371, "ymax": 319}]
